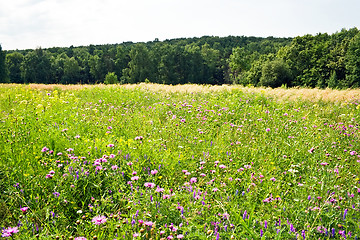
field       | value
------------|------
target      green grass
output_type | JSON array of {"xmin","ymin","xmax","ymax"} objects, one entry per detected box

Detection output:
[{"xmin": 0, "ymin": 85, "xmax": 359, "ymax": 239}]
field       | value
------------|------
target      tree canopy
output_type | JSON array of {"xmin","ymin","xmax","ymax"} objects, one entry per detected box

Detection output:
[{"xmin": 2, "ymin": 28, "xmax": 360, "ymax": 88}]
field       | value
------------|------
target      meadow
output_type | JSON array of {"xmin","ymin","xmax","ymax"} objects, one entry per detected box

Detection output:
[{"xmin": 0, "ymin": 84, "xmax": 359, "ymax": 239}]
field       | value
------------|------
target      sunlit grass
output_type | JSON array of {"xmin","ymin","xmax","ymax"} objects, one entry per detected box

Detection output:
[{"xmin": 0, "ymin": 84, "xmax": 359, "ymax": 239}]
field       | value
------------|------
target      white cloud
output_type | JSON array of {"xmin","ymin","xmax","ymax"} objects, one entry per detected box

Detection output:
[{"xmin": 0, "ymin": 0, "xmax": 359, "ymax": 50}]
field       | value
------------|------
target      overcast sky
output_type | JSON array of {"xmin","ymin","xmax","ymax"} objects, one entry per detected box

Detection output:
[{"xmin": 1, "ymin": 0, "xmax": 359, "ymax": 50}]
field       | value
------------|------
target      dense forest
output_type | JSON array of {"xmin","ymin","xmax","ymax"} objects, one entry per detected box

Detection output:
[{"xmin": 1, "ymin": 28, "xmax": 360, "ymax": 88}]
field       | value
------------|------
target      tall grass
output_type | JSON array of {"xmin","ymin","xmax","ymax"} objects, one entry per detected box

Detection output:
[{"xmin": 0, "ymin": 84, "xmax": 359, "ymax": 239}]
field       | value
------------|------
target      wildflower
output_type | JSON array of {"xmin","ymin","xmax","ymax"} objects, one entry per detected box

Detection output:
[
  {"xmin": 151, "ymin": 169, "xmax": 158, "ymax": 175},
  {"xmin": 212, "ymin": 188, "xmax": 219, "ymax": 192},
  {"xmin": 41, "ymin": 146, "xmax": 49, "ymax": 152},
  {"xmin": 133, "ymin": 233, "xmax": 139, "ymax": 237},
  {"xmin": 266, "ymin": 128, "xmax": 270, "ymax": 132},
  {"xmin": 1, "ymin": 227, "xmax": 19, "ymax": 237},
  {"xmin": 218, "ymin": 164, "xmax": 226, "ymax": 169},
  {"xmin": 131, "ymin": 176, "xmax": 140, "ymax": 181},
  {"xmin": 343, "ymin": 208, "xmax": 348, "ymax": 220},
  {"xmin": 91, "ymin": 215, "xmax": 107, "ymax": 225},
  {"xmin": 20, "ymin": 206, "xmax": 29, "ymax": 213},
  {"xmin": 270, "ymin": 177, "xmax": 276, "ymax": 181},
  {"xmin": 53, "ymin": 192, "xmax": 60, "ymax": 197},
  {"xmin": 111, "ymin": 165, "xmax": 118, "ymax": 170},
  {"xmin": 177, "ymin": 234, "xmax": 184, "ymax": 239},
  {"xmin": 190, "ymin": 177, "xmax": 197, "ymax": 184},
  {"xmin": 107, "ymin": 144, "xmax": 114, "ymax": 147},
  {"xmin": 320, "ymin": 162, "xmax": 329, "ymax": 166},
  {"xmin": 135, "ymin": 136, "xmax": 143, "ymax": 140},
  {"xmin": 74, "ymin": 237, "xmax": 87, "ymax": 240},
  {"xmin": 144, "ymin": 182, "xmax": 156, "ymax": 188},
  {"xmin": 144, "ymin": 221, "xmax": 153, "ymax": 226},
  {"xmin": 156, "ymin": 187, "xmax": 165, "ymax": 193},
  {"xmin": 308, "ymin": 147, "xmax": 315, "ymax": 153}
]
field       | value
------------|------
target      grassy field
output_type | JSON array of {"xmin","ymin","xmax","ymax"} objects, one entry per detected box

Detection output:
[{"xmin": 0, "ymin": 84, "xmax": 359, "ymax": 239}]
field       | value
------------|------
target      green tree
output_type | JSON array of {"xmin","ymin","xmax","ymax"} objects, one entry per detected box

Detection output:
[
  {"xmin": 228, "ymin": 47, "xmax": 251, "ymax": 84},
  {"xmin": 0, "ymin": 45, "xmax": 8, "ymax": 83},
  {"xmin": 344, "ymin": 33, "xmax": 360, "ymax": 88},
  {"xmin": 327, "ymin": 70, "xmax": 338, "ymax": 89},
  {"xmin": 22, "ymin": 48, "xmax": 53, "ymax": 83},
  {"xmin": 104, "ymin": 72, "xmax": 118, "ymax": 84},
  {"xmin": 5, "ymin": 52, "xmax": 24, "ymax": 83},
  {"xmin": 62, "ymin": 57, "xmax": 81, "ymax": 84},
  {"xmin": 259, "ymin": 59, "xmax": 292, "ymax": 88},
  {"xmin": 121, "ymin": 44, "xmax": 153, "ymax": 83}
]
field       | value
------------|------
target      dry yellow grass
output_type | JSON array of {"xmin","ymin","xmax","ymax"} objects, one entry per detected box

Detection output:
[{"xmin": 1, "ymin": 83, "xmax": 360, "ymax": 102}]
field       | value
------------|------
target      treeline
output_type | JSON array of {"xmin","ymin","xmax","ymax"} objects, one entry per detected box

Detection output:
[{"xmin": 1, "ymin": 28, "xmax": 360, "ymax": 88}]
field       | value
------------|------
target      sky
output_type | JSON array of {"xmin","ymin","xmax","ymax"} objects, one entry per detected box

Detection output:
[{"xmin": 0, "ymin": 0, "xmax": 359, "ymax": 50}]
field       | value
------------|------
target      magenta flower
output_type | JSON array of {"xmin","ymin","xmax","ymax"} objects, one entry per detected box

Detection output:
[
  {"xmin": 133, "ymin": 233, "xmax": 139, "ymax": 237},
  {"xmin": 1, "ymin": 227, "xmax": 19, "ymax": 237},
  {"xmin": 177, "ymin": 234, "xmax": 184, "ymax": 239},
  {"xmin": 41, "ymin": 146, "xmax": 49, "ymax": 152},
  {"xmin": 144, "ymin": 221, "xmax": 153, "ymax": 226},
  {"xmin": 131, "ymin": 176, "xmax": 140, "ymax": 181},
  {"xmin": 107, "ymin": 144, "xmax": 114, "ymax": 147},
  {"xmin": 151, "ymin": 169, "xmax": 158, "ymax": 175},
  {"xmin": 266, "ymin": 128, "xmax": 270, "ymax": 132},
  {"xmin": 144, "ymin": 182, "xmax": 156, "ymax": 188},
  {"xmin": 190, "ymin": 177, "xmax": 197, "ymax": 184},
  {"xmin": 156, "ymin": 187, "xmax": 165, "ymax": 193},
  {"xmin": 74, "ymin": 237, "xmax": 87, "ymax": 240},
  {"xmin": 135, "ymin": 136, "xmax": 143, "ymax": 140},
  {"xmin": 212, "ymin": 188, "xmax": 219, "ymax": 192},
  {"xmin": 91, "ymin": 215, "xmax": 107, "ymax": 225},
  {"xmin": 20, "ymin": 206, "xmax": 29, "ymax": 212},
  {"xmin": 219, "ymin": 164, "xmax": 226, "ymax": 169}
]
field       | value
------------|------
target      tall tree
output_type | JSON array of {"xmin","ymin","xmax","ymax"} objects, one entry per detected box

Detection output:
[
  {"xmin": 0, "ymin": 45, "xmax": 8, "ymax": 83},
  {"xmin": 122, "ymin": 44, "xmax": 153, "ymax": 83},
  {"xmin": 6, "ymin": 52, "xmax": 24, "ymax": 83},
  {"xmin": 22, "ymin": 48, "xmax": 53, "ymax": 83},
  {"xmin": 344, "ymin": 33, "xmax": 360, "ymax": 88}
]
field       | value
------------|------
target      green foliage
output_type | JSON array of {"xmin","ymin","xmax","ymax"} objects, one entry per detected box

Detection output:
[
  {"xmin": 0, "ymin": 45, "xmax": 9, "ymax": 83},
  {"xmin": 22, "ymin": 48, "xmax": 53, "ymax": 83},
  {"xmin": 259, "ymin": 59, "xmax": 292, "ymax": 88},
  {"xmin": 3, "ymin": 28, "xmax": 360, "ymax": 88},
  {"xmin": 104, "ymin": 72, "xmax": 118, "ymax": 84},
  {"xmin": 327, "ymin": 70, "xmax": 338, "ymax": 89},
  {"xmin": 6, "ymin": 52, "xmax": 24, "ymax": 83},
  {"xmin": 344, "ymin": 33, "xmax": 360, "ymax": 88}
]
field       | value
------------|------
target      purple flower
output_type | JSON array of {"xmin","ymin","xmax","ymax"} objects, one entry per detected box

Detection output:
[
  {"xmin": 41, "ymin": 146, "xmax": 49, "ymax": 152},
  {"xmin": 1, "ymin": 227, "xmax": 19, "ymax": 237},
  {"xmin": 151, "ymin": 169, "xmax": 158, "ymax": 175},
  {"xmin": 144, "ymin": 182, "xmax": 156, "ymax": 188},
  {"xmin": 53, "ymin": 192, "xmax": 60, "ymax": 197},
  {"xmin": 266, "ymin": 128, "xmax": 270, "ymax": 132},
  {"xmin": 91, "ymin": 215, "xmax": 107, "ymax": 225},
  {"xmin": 343, "ymin": 208, "xmax": 348, "ymax": 220},
  {"xmin": 144, "ymin": 221, "xmax": 153, "ymax": 226},
  {"xmin": 177, "ymin": 234, "xmax": 184, "ymax": 239},
  {"xmin": 190, "ymin": 177, "xmax": 197, "ymax": 184},
  {"xmin": 20, "ymin": 207, "xmax": 29, "ymax": 213}
]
